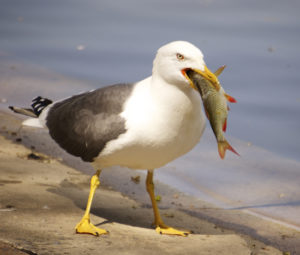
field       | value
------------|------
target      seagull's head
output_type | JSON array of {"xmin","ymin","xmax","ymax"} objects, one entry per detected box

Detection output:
[{"xmin": 153, "ymin": 41, "xmax": 220, "ymax": 91}]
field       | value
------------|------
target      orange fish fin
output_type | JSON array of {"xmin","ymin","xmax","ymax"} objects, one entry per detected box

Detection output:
[
  {"xmin": 218, "ymin": 140, "xmax": 239, "ymax": 159},
  {"xmin": 214, "ymin": 65, "xmax": 226, "ymax": 77},
  {"xmin": 222, "ymin": 118, "xmax": 227, "ymax": 132},
  {"xmin": 224, "ymin": 93, "xmax": 237, "ymax": 103},
  {"xmin": 204, "ymin": 108, "xmax": 210, "ymax": 120}
]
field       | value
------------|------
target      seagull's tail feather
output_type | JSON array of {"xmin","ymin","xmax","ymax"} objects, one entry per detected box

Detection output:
[
  {"xmin": 9, "ymin": 96, "xmax": 53, "ymax": 128},
  {"xmin": 8, "ymin": 106, "xmax": 37, "ymax": 118}
]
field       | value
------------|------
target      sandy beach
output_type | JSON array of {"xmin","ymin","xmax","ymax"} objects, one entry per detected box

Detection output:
[{"xmin": 0, "ymin": 112, "xmax": 285, "ymax": 255}]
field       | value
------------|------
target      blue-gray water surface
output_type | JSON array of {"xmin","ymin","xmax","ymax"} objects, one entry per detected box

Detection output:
[{"xmin": 1, "ymin": 0, "xmax": 300, "ymax": 229}]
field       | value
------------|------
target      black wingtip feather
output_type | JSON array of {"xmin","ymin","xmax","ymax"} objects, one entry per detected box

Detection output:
[{"xmin": 31, "ymin": 96, "xmax": 53, "ymax": 116}]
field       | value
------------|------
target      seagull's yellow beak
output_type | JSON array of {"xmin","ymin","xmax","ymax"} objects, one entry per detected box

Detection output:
[
  {"xmin": 193, "ymin": 65, "xmax": 221, "ymax": 90},
  {"xmin": 182, "ymin": 65, "xmax": 221, "ymax": 91}
]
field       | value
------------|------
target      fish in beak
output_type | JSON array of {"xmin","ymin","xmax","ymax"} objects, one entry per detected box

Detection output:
[
  {"xmin": 186, "ymin": 65, "xmax": 239, "ymax": 159},
  {"xmin": 182, "ymin": 65, "xmax": 221, "ymax": 92}
]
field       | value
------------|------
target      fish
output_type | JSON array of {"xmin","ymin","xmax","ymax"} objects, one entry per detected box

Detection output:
[{"xmin": 188, "ymin": 66, "xmax": 239, "ymax": 159}]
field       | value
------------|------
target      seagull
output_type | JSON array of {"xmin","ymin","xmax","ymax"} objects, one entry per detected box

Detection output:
[{"xmin": 9, "ymin": 41, "xmax": 220, "ymax": 237}]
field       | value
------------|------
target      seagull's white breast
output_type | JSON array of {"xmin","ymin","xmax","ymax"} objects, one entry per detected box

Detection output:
[{"xmin": 96, "ymin": 77, "xmax": 206, "ymax": 169}]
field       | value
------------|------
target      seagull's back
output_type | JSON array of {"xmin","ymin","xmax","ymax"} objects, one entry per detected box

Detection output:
[{"xmin": 45, "ymin": 83, "xmax": 135, "ymax": 162}]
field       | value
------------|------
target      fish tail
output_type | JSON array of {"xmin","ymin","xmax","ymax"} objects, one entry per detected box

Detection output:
[{"xmin": 218, "ymin": 140, "xmax": 239, "ymax": 159}]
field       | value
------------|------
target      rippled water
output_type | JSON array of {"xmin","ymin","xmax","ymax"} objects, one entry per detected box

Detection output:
[{"xmin": 1, "ymin": 0, "xmax": 299, "ymax": 159}]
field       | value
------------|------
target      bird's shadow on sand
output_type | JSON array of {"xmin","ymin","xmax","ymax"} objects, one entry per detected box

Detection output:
[
  {"xmin": 45, "ymin": 177, "xmax": 300, "ymax": 254},
  {"xmin": 47, "ymin": 178, "xmax": 232, "ymax": 235},
  {"xmin": 47, "ymin": 179, "xmax": 162, "ymax": 230},
  {"xmin": 45, "ymin": 177, "xmax": 279, "ymax": 242}
]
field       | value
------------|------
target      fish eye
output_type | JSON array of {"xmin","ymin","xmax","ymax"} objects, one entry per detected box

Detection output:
[{"xmin": 176, "ymin": 53, "xmax": 185, "ymax": 60}]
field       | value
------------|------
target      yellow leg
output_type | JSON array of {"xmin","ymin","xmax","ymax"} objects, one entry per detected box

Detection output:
[
  {"xmin": 146, "ymin": 170, "xmax": 190, "ymax": 237},
  {"xmin": 75, "ymin": 170, "xmax": 108, "ymax": 236}
]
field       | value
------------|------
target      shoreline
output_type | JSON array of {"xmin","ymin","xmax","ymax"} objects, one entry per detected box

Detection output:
[{"xmin": 0, "ymin": 59, "xmax": 299, "ymax": 254}]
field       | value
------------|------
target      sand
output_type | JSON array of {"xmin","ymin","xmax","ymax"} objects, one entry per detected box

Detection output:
[{"xmin": 0, "ymin": 112, "xmax": 288, "ymax": 255}]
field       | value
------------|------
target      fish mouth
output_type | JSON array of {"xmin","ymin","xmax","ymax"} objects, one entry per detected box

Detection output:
[{"xmin": 182, "ymin": 65, "xmax": 221, "ymax": 91}]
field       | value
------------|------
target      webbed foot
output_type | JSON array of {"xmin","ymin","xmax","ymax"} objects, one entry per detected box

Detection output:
[
  {"xmin": 155, "ymin": 224, "xmax": 190, "ymax": 237},
  {"xmin": 75, "ymin": 217, "xmax": 108, "ymax": 236}
]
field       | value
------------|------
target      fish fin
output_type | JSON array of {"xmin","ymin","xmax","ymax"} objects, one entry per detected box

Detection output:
[
  {"xmin": 205, "ymin": 110, "xmax": 210, "ymax": 120},
  {"xmin": 224, "ymin": 93, "xmax": 237, "ymax": 103},
  {"xmin": 222, "ymin": 118, "xmax": 227, "ymax": 132},
  {"xmin": 218, "ymin": 140, "xmax": 239, "ymax": 159},
  {"xmin": 227, "ymin": 105, "xmax": 230, "ymax": 111},
  {"xmin": 214, "ymin": 65, "xmax": 226, "ymax": 77},
  {"xmin": 204, "ymin": 107, "xmax": 210, "ymax": 120}
]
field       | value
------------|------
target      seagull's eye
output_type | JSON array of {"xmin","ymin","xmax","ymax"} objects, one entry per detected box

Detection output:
[{"xmin": 176, "ymin": 53, "xmax": 185, "ymax": 61}]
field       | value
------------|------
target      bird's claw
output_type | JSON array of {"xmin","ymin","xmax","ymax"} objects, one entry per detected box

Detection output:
[
  {"xmin": 155, "ymin": 226, "xmax": 190, "ymax": 237},
  {"xmin": 75, "ymin": 218, "xmax": 108, "ymax": 236}
]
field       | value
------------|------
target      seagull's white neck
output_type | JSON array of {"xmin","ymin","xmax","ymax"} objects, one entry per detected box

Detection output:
[{"xmin": 149, "ymin": 73, "xmax": 200, "ymax": 110}]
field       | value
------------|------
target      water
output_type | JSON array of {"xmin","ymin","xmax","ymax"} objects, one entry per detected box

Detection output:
[{"xmin": 1, "ymin": 0, "xmax": 300, "ymax": 228}]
